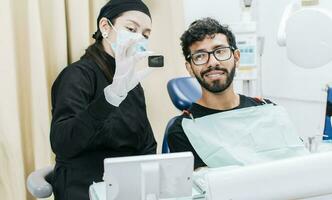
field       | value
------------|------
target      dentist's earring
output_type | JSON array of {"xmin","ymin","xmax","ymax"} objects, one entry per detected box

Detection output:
[{"xmin": 102, "ymin": 32, "xmax": 109, "ymax": 38}]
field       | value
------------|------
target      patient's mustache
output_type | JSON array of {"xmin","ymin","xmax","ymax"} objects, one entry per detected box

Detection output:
[{"xmin": 201, "ymin": 67, "xmax": 228, "ymax": 77}]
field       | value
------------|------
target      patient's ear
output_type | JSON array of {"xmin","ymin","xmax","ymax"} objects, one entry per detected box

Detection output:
[
  {"xmin": 233, "ymin": 49, "xmax": 240, "ymax": 67},
  {"xmin": 185, "ymin": 62, "xmax": 195, "ymax": 77}
]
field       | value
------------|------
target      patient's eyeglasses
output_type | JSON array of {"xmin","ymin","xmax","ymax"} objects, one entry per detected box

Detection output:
[{"xmin": 187, "ymin": 46, "xmax": 235, "ymax": 65}]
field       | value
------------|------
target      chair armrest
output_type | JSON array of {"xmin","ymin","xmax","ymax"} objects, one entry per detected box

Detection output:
[{"xmin": 26, "ymin": 165, "xmax": 54, "ymax": 198}]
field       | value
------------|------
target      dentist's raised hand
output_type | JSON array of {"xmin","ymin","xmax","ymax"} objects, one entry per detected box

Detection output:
[{"xmin": 104, "ymin": 37, "xmax": 155, "ymax": 106}]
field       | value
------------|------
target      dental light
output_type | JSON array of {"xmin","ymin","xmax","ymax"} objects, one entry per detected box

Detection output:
[{"xmin": 277, "ymin": 0, "xmax": 332, "ymax": 69}]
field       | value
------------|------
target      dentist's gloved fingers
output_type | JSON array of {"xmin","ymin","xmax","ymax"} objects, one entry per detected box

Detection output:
[
  {"xmin": 114, "ymin": 49, "xmax": 137, "ymax": 77},
  {"xmin": 116, "ymin": 37, "xmax": 145, "ymax": 57},
  {"xmin": 115, "ymin": 37, "xmax": 136, "ymax": 58},
  {"xmin": 132, "ymin": 51, "xmax": 154, "ymax": 63},
  {"xmin": 115, "ymin": 41, "xmax": 128, "ymax": 58}
]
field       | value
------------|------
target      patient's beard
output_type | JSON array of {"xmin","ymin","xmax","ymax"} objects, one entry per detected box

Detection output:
[{"xmin": 194, "ymin": 63, "xmax": 236, "ymax": 93}]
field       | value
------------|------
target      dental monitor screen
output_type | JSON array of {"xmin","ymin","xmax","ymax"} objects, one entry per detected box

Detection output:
[{"xmin": 103, "ymin": 152, "xmax": 194, "ymax": 200}]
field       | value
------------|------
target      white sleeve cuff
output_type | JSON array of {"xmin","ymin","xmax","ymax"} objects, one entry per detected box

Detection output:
[{"xmin": 104, "ymin": 86, "xmax": 127, "ymax": 107}]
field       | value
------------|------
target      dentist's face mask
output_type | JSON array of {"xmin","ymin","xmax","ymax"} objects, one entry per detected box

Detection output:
[{"xmin": 107, "ymin": 19, "xmax": 148, "ymax": 56}]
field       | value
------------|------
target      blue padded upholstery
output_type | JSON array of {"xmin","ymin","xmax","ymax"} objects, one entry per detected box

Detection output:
[
  {"xmin": 162, "ymin": 116, "xmax": 178, "ymax": 153},
  {"xmin": 162, "ymin": 77, "xmax": 202, "ymax": 153},
  {"xmin": 167, "ymin": 77, "xmax": 202, "ymax": 111},
  {"xmin": 323, "ymin": 86, "xmax": 332, "ymax": 140}
]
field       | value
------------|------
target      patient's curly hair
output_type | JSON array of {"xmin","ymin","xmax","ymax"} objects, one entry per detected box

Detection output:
[{"xmin": 180, "ymin": 17, "xmax": 238, "ymax": 62}]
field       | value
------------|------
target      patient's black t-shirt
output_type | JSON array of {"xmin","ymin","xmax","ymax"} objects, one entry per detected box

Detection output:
[{"xmin": 167, "ymin": 95, "xmax": 272, "ymax": 169}]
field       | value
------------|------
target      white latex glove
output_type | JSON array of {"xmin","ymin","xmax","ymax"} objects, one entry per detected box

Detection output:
[{"xmin": 104, "ymin": 37, "xmax": 155, "ymax": 106}]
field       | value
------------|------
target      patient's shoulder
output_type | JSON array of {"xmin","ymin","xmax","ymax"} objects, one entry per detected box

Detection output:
[
  {"xmin": 253, "ymin": 96, "xmax": 274, "ymax": 104},
  {"xmin": 241, "ymin": 95, "xmax": 275, "ymax": 106},
  {"xmin": 167, "ymin": 115, "xmax": 185, "ymax": 135}
]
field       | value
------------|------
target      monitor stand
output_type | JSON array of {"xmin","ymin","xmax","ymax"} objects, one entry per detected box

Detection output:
[{"xmin": 141, "ymin": 162, "xmax": 160, "ymax": 200}]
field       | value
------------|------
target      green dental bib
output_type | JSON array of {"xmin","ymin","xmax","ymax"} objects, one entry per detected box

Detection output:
[{"xmin": 182, "ymin": 104, "xmax": 309, "ymax": 167}]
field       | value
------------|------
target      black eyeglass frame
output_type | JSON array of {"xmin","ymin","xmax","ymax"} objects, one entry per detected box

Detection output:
[{"xmin": 187, "ymin": 46, "xmax": 236, "ymax": 65}]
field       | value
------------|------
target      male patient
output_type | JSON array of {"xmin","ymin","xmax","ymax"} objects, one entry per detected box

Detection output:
[{"xmin": 168, "ymin": 17, "xmax": 308, "ymax": 170}]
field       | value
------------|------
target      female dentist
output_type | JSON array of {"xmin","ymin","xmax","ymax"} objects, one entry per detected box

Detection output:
[{"xmin": 49, "ymin": 0, "xmax": 157, "ymax": 199}]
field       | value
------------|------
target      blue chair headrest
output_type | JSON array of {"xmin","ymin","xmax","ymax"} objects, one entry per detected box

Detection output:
[
  {"xmin": 323, "ymin": 86, "xmax": 332, "ymax": 140},
  {"xmin": 167, "ymin": 77, "xmax": 202, "ymax": 111},
  {"xmin": 328, "ymin": 86, "xmax": 332, "ymax": 102}
]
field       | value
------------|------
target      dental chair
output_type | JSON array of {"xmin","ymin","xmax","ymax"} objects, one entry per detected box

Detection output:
[
  {"xmin": 162, "ymin": 77, "xmax": 201, "ymax": 153},
  {"xmin": 323, "ymin": 86, "xmax": 332, "ymax": 140},
  {"xmin": 26, "ymin": 165, "xmax": 54, "ymax": 198}
]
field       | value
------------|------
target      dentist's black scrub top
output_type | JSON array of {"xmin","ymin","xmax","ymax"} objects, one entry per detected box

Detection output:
[{"xmin": 50, "ymin": 54, "xmax": 156, "ymax": 200}]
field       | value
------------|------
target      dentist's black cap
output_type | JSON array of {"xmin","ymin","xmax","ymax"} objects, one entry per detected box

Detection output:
[{"xmin": 93, "ymin": 0, "xmax": 151, "ymax": 40}]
